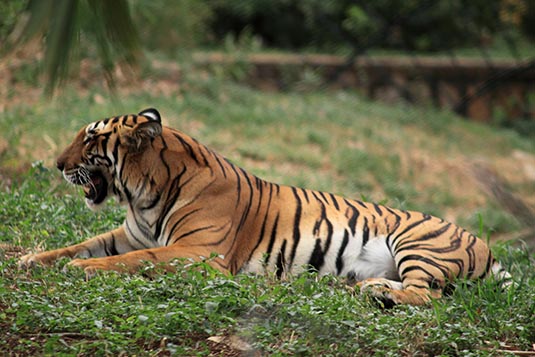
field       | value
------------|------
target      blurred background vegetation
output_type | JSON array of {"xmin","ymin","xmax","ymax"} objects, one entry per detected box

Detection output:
[{"xmin": 2, "ymin": 0, "xmax": 534, "ymax": 71}]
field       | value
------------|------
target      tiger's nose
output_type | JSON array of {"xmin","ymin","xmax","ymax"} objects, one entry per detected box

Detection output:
[{"xmin": 56, "ymin": 160, "xmax": 65, "ymax": 171}]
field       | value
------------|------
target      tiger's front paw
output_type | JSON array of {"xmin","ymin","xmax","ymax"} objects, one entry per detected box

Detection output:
[
  {"xmin": 357, "ymin": 278, "xmax": 403, "ymax": 292},
  {"xmin": 67, "ymin": 257, "xmax": 127, "ymax": 279},
  {"xmin": 357, "ymin": 278, "xmax": 404, "ymax": 308},
  {"xmin": 19, "ymin": 252, "xmax": 57, "ymax": 268}
]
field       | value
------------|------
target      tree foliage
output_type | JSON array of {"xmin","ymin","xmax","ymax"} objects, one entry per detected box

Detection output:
[
  {"xmin": 4, "ymin": 0, "xmax": 142, "ymax": 95},
  {"xmin": 1, "ymin": 0, "xmax": 533, "ymax": 94}
]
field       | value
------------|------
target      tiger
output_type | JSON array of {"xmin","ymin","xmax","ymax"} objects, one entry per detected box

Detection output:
[{"xmin": 19, "ymin": 108, "xmax": 511, "ymax": 306}]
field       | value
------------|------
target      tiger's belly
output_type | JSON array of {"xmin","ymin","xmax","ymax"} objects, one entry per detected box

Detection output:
[
  {"xmin": 242, "ymin": 232, "xmax": 399, "ymax": 282},
  {"xmin": 341, "ymin": 237, "xmax": 400, "ymax": 281}
]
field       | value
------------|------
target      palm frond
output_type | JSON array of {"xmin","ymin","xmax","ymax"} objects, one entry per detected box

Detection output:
[{"xmin": 5, "ymin": 0, "xmax": 142, "ymax": 95}]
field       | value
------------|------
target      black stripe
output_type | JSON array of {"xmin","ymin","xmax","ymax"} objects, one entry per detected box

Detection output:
[
  {"xmin": 274, "ymin": 183, "xmax": 280, "ymax": 196},
  {"xmin": 197, "ymin": 147, "xmax": 213, "ymax": 175},
  {"xmin": 102, "ymin": 237, "xmax": 113, "ymax": 256},
  {"xmin": 90, "ymin": 153, "xmax": 112, "ymax": 167},
  {"xmin": 336, "ymin": 230, "xmax": 350, "ymax": 274},
  {"xmin": 398, "ymin": 254, "xmax": 450, "ymax": 278},
  {"xmin": 357, "ymin": 200, "xmax": 368, "ymax": 209},
  {"xmin": 301, "ymin": 188, "xmax": 310, "ymax": 203},
  {"xmin": 247, "ymin": 211, "xmax": 269, "ymax": 264},
  {"xmin": 438, "ymin": 256, "xmax": 465, "ymax": 277},
  {"xmin": 253, "ymin": 178, "xmax": 264, "ymax": 216},
  {"xmin": 154, "ymin": 166, "xmax": 187, "ymax": 239},
  {"xmin": 203, "ymin": 222, "xmax": 233, "ymax": 247},
  {"xmin": 246, "ymin": 183, "xmax": 275, "ymax": 264},
  {"xmin": 329, "ymin": 193, "xmax": 340, "ymax": 210},
  {"xmin": 175, "ymin": 225, "xmax": 214, "ymax": 241},
  {"xmin": 146, "ymin": 251, "xmax": 158, "ymax": 261},
  {"xmin": 173, "ymin": 133, "xmax": 199, "ymax": 164},
  {"xmin": 394, "ymin": 214, "xmax": 433, "ymax": 241},
  {"xmin": 125, "ymin": 219, "xmax": 148, "ymax": 248},
  {"xmin": 81, "ymin": 247, "xmax": 93, "ymax": 258},
  {"xmin": 373, "ymin": 203, "xmax": 383, "ymax": 216},
  {"xmin": 134, "ymin": 215, "xmax": 153, "ymax": 240},
  {"xmin": 406, "ymin": 283, "xmax": 431, "ymax": 290},
  {"xmin": 308, "ymin": 239, "xmax": 325, "ymax": 272},
  {"xmin": 166, "ymin": 208, "xmax": 203, "ymax": 245},
  {"xmin": 228, "ymin": 164, "xmax": 242, "ymax": 208},
  {"xmin": 313, "ymin": 203, "xmax": 327, "ymax": 236},
  {"xmin": 213, "ymin": 154, "xmax": 228, "ymax": 178},
  {"xmin": 396, "ymin": 222, "xmax": 452, "ymax": 250},
  {"xmin": 399, "ymin": 265, "xmax": 436, "ymax": 281},
  {"xmin": 159, "ymin": 136, "xmax": 170, "ymax": 178},
  {"xmin": 318, "ymin": 191, "xmax": 329, "ymax": 204},
  {"xmin": 344, "ymin": 199, "xmax": 360, "ymax": 236},
  {"xmin": 476, "ymin": 252, "xmax": 494, "ymax": 280},
  {"xmin": 419, "ymin": 222, "xmax": 452, "ymax": 240},
  {"xmin": 255, "ymin": 176, "xmax": 263, "ymax": 190},
  {"xmin": 362, "ymin": 217, "xmax": 370, "ymax": 246},
  {"xmin": 311, "ymin": 191, "xmax": 323, "ymax": 204},
  {"xmin": 288, "ymin": 187, "xmax": 302, "ymax": 267},
  {"xmin": 465, "ymin": 234, "xmax": 478, "ymax": 277},
  {"xmin": 154, "ymin": 181, "xmax": 182, "ymax": 239},
  {"xmin": 384, "ymin": 206, "xmax": 401, "ymax": 233},
  {"xmin": 109, "ymin": 233, "xmax": 119, "ymax": 255},
  {"xmin": 100, "ymin": 134, "xmax": 110, "ymax": 156},
  {"xmin": 264, "ymin": 213, "xmax": 280, "ymax": 266},
  {"xmin": 323, "ymin": 217, "xmax": 334, "ymax": 254},
  {"xmin": 112, "ymin": 136, "xmax": 121, "ymax": 165},
  {"xmin": 276, "ymin": 239, "xmax": 287, "ymax": 279},
  {"xmin": 140, "ymin": 192, "xmax": 161, "ymax": 211},
  {"xmin": 397, "ymin": 234, "xmax": 461, "ymax": 254},
  {"xmin": 236, "ymin": 168, "xmax": 255, "ymax": 233}
]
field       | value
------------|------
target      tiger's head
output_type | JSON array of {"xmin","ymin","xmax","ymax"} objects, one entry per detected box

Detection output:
[{"xmin": 56, "ymin": 108, "xmax": 162, "ymax": 210}]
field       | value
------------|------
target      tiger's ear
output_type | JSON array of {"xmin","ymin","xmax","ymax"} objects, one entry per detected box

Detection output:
[
  {"xmin": 122, "ymin": 117, "xmax": 162, "ymax": 151},
  {"xmin": 138, "ymin": 108, "xmax": 161, "ymax": 123}
]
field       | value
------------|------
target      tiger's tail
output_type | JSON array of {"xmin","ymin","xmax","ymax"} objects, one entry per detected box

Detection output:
[{"xmin": 490, "ymin": 260, "xmax": 513, "ymax": 288}]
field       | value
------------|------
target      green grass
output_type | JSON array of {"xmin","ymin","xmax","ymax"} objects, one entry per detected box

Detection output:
[
  {"xmin": 1, "ymin": 165, "xmax": 534, "ymax": 355},
  {"xmin": 1, "ymin": 71, "xmax": 535, "ymax": 355}
]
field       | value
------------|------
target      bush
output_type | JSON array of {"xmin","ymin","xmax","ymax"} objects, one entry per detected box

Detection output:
[
  {"xmin": 0, "ymin": 0, "xmax": 27, "ymax": 42},
  {"xmin": 130, "ymin": 0, "xmax": 214, "ymax": 52},
  {"xmin": 209, "ymin": 0, "xmax": 348, "ymax": 50},
  {"xmin": 2, "ymin": 0, "xmax": 532, "ymax": 55},
  {"xmin": 208, "ymin": 0, "xmax": 530, "ymax": 52},
  {"xmin": 342, "ymin": 0, "xmax": 502, "ymax": 51}
]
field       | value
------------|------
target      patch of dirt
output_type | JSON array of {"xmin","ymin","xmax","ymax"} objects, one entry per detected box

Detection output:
[{"xmin": 0, "ymin": 47, "xmax": 183, "ymax": 112}]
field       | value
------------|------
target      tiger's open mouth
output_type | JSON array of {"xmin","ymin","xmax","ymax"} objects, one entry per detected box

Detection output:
[
  {"xmin": 64, "ymin": 168, "xmax": 109, "ymax": 205},
  {"xmin": 82, "ymin": 171, "xmax": 108, "ymax": 204}
]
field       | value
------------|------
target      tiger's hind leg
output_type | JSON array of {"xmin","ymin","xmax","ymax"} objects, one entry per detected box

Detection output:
[{"xmin": 357, "ymin": 277, "xmax": 442, "ymax": 307}]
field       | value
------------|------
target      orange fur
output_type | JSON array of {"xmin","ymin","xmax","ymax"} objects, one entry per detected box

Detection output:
[{"xmin": 19, "ymin": 108, "xmax": 511, "ymax": 305}]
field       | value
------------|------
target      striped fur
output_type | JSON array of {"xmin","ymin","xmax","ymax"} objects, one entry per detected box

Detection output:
[{"xmin": 19, "ymin": 108, "xmax": 511, "ymax": 305}]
